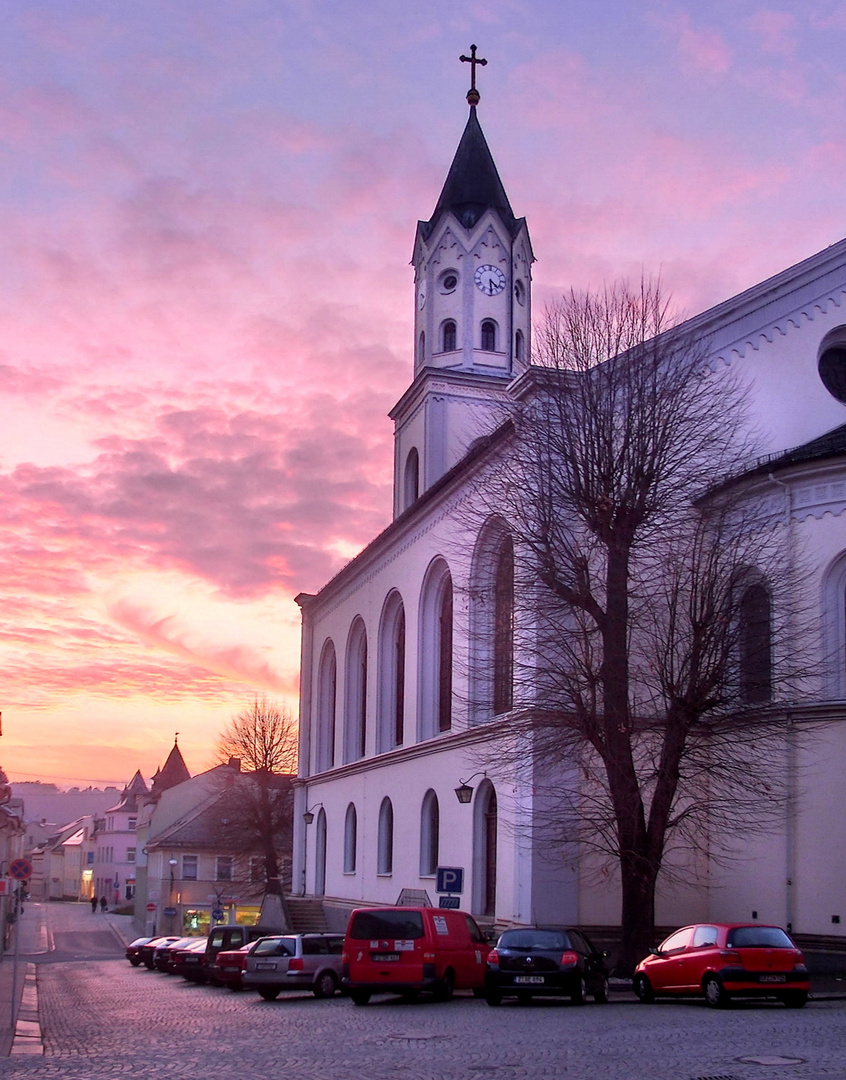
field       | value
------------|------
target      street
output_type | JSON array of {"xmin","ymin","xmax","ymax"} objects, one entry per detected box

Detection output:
[{"xmin": 5, "ymin": 902, "xmax": 846, "ymax": 1080}]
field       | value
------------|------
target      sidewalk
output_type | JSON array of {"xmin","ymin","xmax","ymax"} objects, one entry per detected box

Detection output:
[{"xmin": 0, "ymin": 902, "xmax": 47, "ymax": 1057}]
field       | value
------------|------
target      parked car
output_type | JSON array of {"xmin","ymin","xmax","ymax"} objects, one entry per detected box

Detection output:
[
  {"xmin": 153, "ymin": 937, "xmax": 200, "ymax": 973},
  {"xmin": 484, "ymin": 926, "xmax": 609, "ymax": 1006},
  {"xmin": 126, "ymin": 936, "xmax": 154, "ymax": 966},
  {"xmin": 633, "ymin": 923, "xmax": 810, "ymax": 1008},
  {"xmin": 212, "ymin": 943, "xmax": 257, "ymax": 990},
  {"xmin": 172, "ymin": 937, "xmax": 211, "ymax": 982},
  {"xmin": 205, "ymin": 925, "xmax": 282, "ymax": 985},
  {"xmin": 244, "ymin": 933, "xmax": 345, "ymax": 1000},
  {"xmin": 138, "ymin": 936, "xmax": 181, "ymax": 970},
  {"xmin": 342, "ymin": 906, "xmax": 490, "ymax": 1004}
]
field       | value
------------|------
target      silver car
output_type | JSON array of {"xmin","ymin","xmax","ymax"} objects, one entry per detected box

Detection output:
[{"xmin": 243, "ymin": 933, "xmax": 345, "ymax": 1000}]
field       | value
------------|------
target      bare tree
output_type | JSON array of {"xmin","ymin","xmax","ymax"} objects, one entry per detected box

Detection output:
[
  {"xmin": 474, "ymin": 280, "xmax": 806, "ymax": 971},
  {"xmin": 215, "ymin": 697, "xmax": 297, "ymax": 897}
]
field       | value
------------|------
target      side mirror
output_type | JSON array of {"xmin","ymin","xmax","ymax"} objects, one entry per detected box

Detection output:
[{"xmin": 650, "ymin": 946, "xmax": 662, "ymax": 956}]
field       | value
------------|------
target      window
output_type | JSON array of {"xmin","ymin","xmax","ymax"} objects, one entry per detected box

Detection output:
[
  {"xmin": 419, "ymin": 790, "xmax": 439, "ymax": 875},
  {"xmin": 441, "ymin": 319, "xmax": 457, "ymax": 352},
  {"xmin": 86, "ymin": 852, "xmax": 94, "ymax": 866},
  {"xmin": 215, "ymin": 856, "xmax": 234, "ymax": 882},
  {"xmin": 738, "ymin": 582, "xmax": 772, "ymax": 704},
  {"xmin": 377, "ymin": 797, "xmax": 394, "ymax": 874},
  {"xmin": 344, "ymin": 803, "xmax": 357, "ymax": 873},
  {"xmin": 128, "ymin": 817, "xmax": 137, "ymax": 830},
  {"xmin": 493, "ymin": 536, "xmax": 514, "ymax": 714},
  {"xmin": 126, "ymin": 848, "xmax": 136, "ymax": 865},
  {"xmin": 692, "ymin": 925, "xmax": 718, "ymax": 947},
  {"xmin": 481, "ymin": 319, "xmax": 497, "ymax": 351},
  {"xmin": 403, "ymin": 448, "xmax": 419, "ymax": 509},
  {"xmin": 316, "ymin": 639, "xmax": 337, "ymax": 771},
  {"xmin": 344, "ymin": 618, "xmax": 368, "ymax": 762},
  {"xmin": 438, "ymin": 577, "xmax": 453, "ymax": 732},
  {"xmin": 515, "ymin": 329, "xmax": 524, "ymax": 362},
  {"xmin": 418, "ymin": 558, "xmax": 454, "ymax": 739},
  {"xmin": 182, "ymin": 855, "xmax": 198, "ymax": 881},
  {"xmin": 378, "ymin": 592, "xmax": 406, "ymax": 752},
  {"xmin": 418, "ymin": 331, "xmax": 425, "ymax": 365}
]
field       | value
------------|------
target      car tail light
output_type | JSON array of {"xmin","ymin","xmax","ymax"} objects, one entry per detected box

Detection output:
[
  {"xmin": 342, "ymin": 950, "xmax": 348, "ymax": 962},
  {"xmin": 423, "ymin": 952, "xmax": 435, "ymax": 962},
  {"xmin": 794, "ymin": 949, "xmax": 805, "ymax": 963},
  {"xmin": 287, "ymin": 957, "xmax": 304, "ymax": 971},
  {"xmin": 560, "ymin": 951, "xmax": 579, "ymax": 967},
  {"xmin": 719, "ymin": 950, "xmax": 741, "ymax": 963},
  {"xmin": 487, "ymin": 950, "xmax": 499, "ymax": 966}
]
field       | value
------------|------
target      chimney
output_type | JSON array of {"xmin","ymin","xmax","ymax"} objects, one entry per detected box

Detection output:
[{"xmin": 227, "ymin": 757, "xmax": 241, "ymax": 772}]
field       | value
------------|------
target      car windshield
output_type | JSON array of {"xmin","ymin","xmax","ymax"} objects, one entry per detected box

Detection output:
[
  {"xmin": 498, "ymin": 930, "xmax": 570, "ymax": 951},
  {"xmin": 727, "ymin": 926, "xmax": 794, "ymax": 949},
  {"xmin": 348, "ymin": 911, "xmax": 425, "ymax": 940}
]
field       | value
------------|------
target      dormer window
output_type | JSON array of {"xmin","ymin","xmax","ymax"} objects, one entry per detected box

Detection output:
[
  {"xmin": 481, "ymin": 320, "xmax": 497, "ymax": 352},
  {"xmin": 441, "ymin": 320, "xmax": 457, "ymax": 353}
]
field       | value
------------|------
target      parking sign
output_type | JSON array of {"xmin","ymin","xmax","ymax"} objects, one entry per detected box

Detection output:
[{"xmin": 436, "ymin": 866, "xmax": 464, "ymax": 894}]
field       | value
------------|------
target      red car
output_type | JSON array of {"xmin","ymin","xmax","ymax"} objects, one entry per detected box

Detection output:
[
  {"xmin": 634, "ymin": 923, "xmax": 809, "ymax": 1008},
  {"xmin": 210, "ymin": 943, "xmax": 256, "ymax": 990}
]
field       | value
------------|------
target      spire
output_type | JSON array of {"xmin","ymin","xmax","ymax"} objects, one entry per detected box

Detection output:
[
  {"xmin": 151, "ymin": 739, "xmax": 191, "ymax": 795},
  {"xmin": 424, "ymin": 106, "xmax": 517, "ymax": 238}
]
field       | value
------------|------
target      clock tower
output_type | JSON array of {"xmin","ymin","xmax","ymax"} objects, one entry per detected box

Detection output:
[{"xmin": 391, "ymin": 54, "xmax": 534, "ymax": 517}]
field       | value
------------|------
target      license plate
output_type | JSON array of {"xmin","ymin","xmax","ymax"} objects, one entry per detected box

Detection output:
[
  {"xmin": 514, "ymin": 975, "xmax": 545, "ymax": 985},
  {"xmin": 255, "ymin": 962, "xmax": 277, "ymax": 971},
  {"xmin": 372, "ymin": 953, "xmax": 400, "ymax": 962},
  {"xmin": 759, "ymin": 974, "xmax": 786, "ymax": 983}
]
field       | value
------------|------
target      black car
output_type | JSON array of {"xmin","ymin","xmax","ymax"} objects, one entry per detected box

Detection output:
[
  {"xmin": 126, "ymin": 936, "xmax": 154, "ymax": 966},
  {"xmin": 153, "ymin": 937, "xmax": 199, "ymax": 973},
  {"xmin": 137, "ymin": 935, "xmax": 181, "ymax": 970},
  {"xmin": 484, "ymin": 927, "xmax": 609, "ymax": 1005}
]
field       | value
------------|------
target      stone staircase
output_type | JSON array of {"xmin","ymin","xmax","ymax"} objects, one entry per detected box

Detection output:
[{"xmin": 285, "ymin": 896, "xmax": 328, "ymax": 933}]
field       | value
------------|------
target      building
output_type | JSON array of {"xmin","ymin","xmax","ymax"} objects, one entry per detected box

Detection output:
[
  {"xmin": 292, "ymin": 83, "xmax": 846, "ymax": 938},
  {"xmin": 93, "ymin": 771, "xmax": 148, "ymax": 905}
]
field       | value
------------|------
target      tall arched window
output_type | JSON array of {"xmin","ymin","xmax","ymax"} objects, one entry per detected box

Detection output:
[
  {"xmin": 378, "ymin": 592, "xmax": 406, "ymax": 752},
  {"xmin": 515, "ymin": 328, "xmax": 524, "ymax": 362},
  {"xmin": 418, "ymin": 558, "xmax": 454, "ymax": 740},
  {"xmin": 472, "ymin": 781, "xmax": 497, "ymax": 916},
  {"xmin": 343, "ymin": 803, "xmax": 357, "ymax": 873},
  {"xmin": 344, "ymin": 618, "xmax": 368, "ymax": 762},
  {"xmin": 403, "ymin": 448, "xmax": 419, "ymax": 509},
  {"xmin": 418, "ymin": 331, "xmax": 425, "ymax": 365},
  {"xmin": 493, "ymin": 537, "xmax": 514, "ymax": 714},
  {"xmin": 481, "ymin": 319, "xmax": 497, "ymax": 351},
  {"xmin": 419, "ymin": 790, "xmax": 439, "ymax": 876},
  {"xmin": 441, "ymin": 319, "xmax": 457, "ymax": 352},
  {"xmin": 315, "ymin": 808, "xmax": 327, "ymax": 897},
  {"xmin": 739, "ymin": 582, "xmax": 773, "ymax": 704},
  {"xmin": 377, "ymin": 797, "xmax": 394, "ymax": 874},
  {"xmin": 315, "ymin": 639, "xmax": 336, "ymax": 771}
]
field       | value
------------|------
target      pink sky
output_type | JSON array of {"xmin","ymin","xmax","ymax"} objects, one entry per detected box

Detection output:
[{"xmin": 2, "ymin": 1, "xmax": 846, "ymax": 786}]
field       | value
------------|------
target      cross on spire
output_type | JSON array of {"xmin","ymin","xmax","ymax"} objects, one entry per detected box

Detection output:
[{"xmin": 460, "ymin": 44, "xmax": 487, "ymax": 106}]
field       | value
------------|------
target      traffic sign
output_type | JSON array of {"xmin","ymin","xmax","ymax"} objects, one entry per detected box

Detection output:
[
  {"xmin": 146, "ymin": 902, "xmax": 156, "ymax": 912},
  {"xmin": 436, "ymin": 866, "xmax": 464, "ymax": 894},
  {"xmin": 439, "ymin": 896, "xmax": 461, "ymax": 909},
  {"xmin": 9, "ymin": 858, "xmax": 32, "ymax": 881},
  {"xmin": 211, "ymin": 907, "xmax": 224, "ymax": 921}
]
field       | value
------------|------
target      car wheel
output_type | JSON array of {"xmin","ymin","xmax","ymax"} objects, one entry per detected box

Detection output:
[
  {"xmin": 350, "ymin": 989, "xmax": 371, "ymax": 1006},
  {"xmin": 633, "ymin": 975, "xmax": 654, "ymax": 1004},
  {"xmin": 485, "ymin": 992, "xmax": 502, "ymax": 1007},
  {"xmin": 780, "ymin": 990, "xmax": 808, "ymax": 1009},
  {"xmin": 312, "ymin": 971, "xmax": 338, "ymax": 999},
  {"xmin": 259, "ymin": 987, "xmax": 281, "ymax": 1001},
  {"xmin": 228, "ymin": 984, "xmax": 242, "ymax": 993},
  {"xmin": 433, "ymin": 969, "xmax": 455, "ymax": 1002},
  {"xmin": 471, "ymin": 987, "xmax": 487, "ymax": 998},
  {"xmin": 129, "ymin": 958, "xmax": 141, "ymax": 967},
  {"xmin": 703, "ymin": 975, "xmax": 730, "ymax": 1009},
  {"xmin": 593, "ymin": 977, "xmax": 610, "ymax": 1004},
  {"xmin": 570, "ymin": 976, "xmax": 587, "ymax": 1005}
]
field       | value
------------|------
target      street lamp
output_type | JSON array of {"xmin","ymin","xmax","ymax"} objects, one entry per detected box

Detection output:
[
  {"xmin": 302, "ymin": 803, "xmax": 322, "ymax": 826},
  {"xmin": 454, "ymin": 772, "xmax": 486, "ymax": 804}
]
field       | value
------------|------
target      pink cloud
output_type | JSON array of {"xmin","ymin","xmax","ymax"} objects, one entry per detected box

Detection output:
[{"xmin": 656, "ymin": 12, "xmax": 733, "ymax": 75}]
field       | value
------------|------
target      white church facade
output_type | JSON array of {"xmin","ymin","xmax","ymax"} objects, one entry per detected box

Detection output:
[{"xmin": 292, "ymin": 88, "xmax": 846, "ymax": 938}]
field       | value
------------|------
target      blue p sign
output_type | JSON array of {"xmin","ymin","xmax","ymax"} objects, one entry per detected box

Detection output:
[{"xmin": 436, "ymin": 866, "xmax": 464, "ymax": 894}]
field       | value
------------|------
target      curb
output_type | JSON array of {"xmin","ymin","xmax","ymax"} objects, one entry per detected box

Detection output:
[{"xmin": 10, "ymin": 964, "xmax": 42, "ymax": 1057}]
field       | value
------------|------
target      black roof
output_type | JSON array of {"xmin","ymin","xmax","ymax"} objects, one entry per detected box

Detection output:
[{"xmin": 753, "ymin": 421, "xmax": 846, "ymax": 474}]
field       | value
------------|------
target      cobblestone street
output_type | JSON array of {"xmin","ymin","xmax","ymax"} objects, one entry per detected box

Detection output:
[{"xmin": 5, "ymin": 903, "xmax": 846, "ymax": 1080}]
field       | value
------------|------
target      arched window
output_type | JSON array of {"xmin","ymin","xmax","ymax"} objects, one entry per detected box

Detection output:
[
  {"xmin": 343, "ymin": 803, "xmax": 357, "ymax": 873},
  {"xmin": 493, "ymin": 536, "xmax": 514, "ymax": 715},
  {"xmin": 822, "ymin": 552, "xmax": 846, "ymax": 698},
  {"xmin": 515, "ymin": 328, "xmax": 524, "ymax": 362},
  {"xmin": 738, "ymin": 582, "xmax": 773, "ymax": 704},
  {"xmin": 418, "ymin": 559, "xmax": 454, "ymax": 740},
  {"xmin": 441, "ymin": 319, "xmax": 457, "ymax": 352},
  {"xmin": 315, "ymin": 808, "xmax": 327, "ymax": 896},
  {"xmin": 469, "ymin": 521, "xmax": 515, "ymax": 723},
  {"xmin": 403, "ymin": 448, "xmax": 419, "ymax": 509},
  {"xmin": 419, "ymin": 790, "xmax": 439, "ymax": 876},
  {"xmin": 378, "ymin": 591, "xmax": 406, "ymax": 752},
  {"xmin": 315, "ymin": 640, "xmax": 336, "ymax": 771},
  {"xmin": 377, "ymin": 797, "xmax": 393, "ymax": 874},
  {"xmin": 344, "ymin": 618, "xmax": 368, "ymax": 762},
  {"xmin": 472, "ymin": 781, "xmax": 497, "ymax": 917},
  {"xmin": 481, "ymin": 319, "xmax": 497, "ymax": 351},
  {"xmin": 418, "ymin": 331, "xmax": 425, "ymax": 365}
]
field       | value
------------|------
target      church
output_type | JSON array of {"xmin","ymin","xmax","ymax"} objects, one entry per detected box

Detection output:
[{"xmin": 292, "ymin": 66, "xmax": 846, "ymax": 939}]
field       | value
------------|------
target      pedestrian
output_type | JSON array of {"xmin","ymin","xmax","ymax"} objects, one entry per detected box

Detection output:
[
  {"xmin": 90, "ymin": 895, "xmax": 97, "ymax": 914},
  {"xmin": 99, "ymin": 896, "xmax": 107, "ymax": 913}
]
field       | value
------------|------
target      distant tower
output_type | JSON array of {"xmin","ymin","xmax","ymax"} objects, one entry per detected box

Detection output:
[{"xmin": 391, "ymin": 48, "xmax": 534, "ymax": 516}]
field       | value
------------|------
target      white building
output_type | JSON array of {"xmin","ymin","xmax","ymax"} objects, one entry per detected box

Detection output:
[{"xmin": 292, "ymin": 90, "xmax": 846, "ymax": 939}]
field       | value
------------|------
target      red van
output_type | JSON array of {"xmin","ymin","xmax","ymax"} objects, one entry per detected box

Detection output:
[{"xmin": 342, "ymin": 906, "xmax": 490, "ymax": 1004}]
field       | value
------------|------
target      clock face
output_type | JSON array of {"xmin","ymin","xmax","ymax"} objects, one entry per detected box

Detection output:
[{"xmin": 475, "ymin": 264, "xmax": 506, "ymax": 296}]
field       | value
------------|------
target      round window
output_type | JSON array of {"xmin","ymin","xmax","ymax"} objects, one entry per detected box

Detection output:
[
  {"xmin": 819, "ymin": 346, "xmax": 846, "ymax": 403},
  {"xmin": 438, "ymin": 270, "xmax": 459, "ymax": 294}
]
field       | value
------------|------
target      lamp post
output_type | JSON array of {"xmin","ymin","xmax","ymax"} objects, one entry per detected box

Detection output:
[{"xmin": 454, "ymin": 772, "xmax": 487, "ymax": 804}]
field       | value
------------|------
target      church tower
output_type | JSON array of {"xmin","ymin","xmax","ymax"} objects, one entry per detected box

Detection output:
[{"xmin": 391, "ymin": 49, "xmax": 534, "ymax": 517}]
